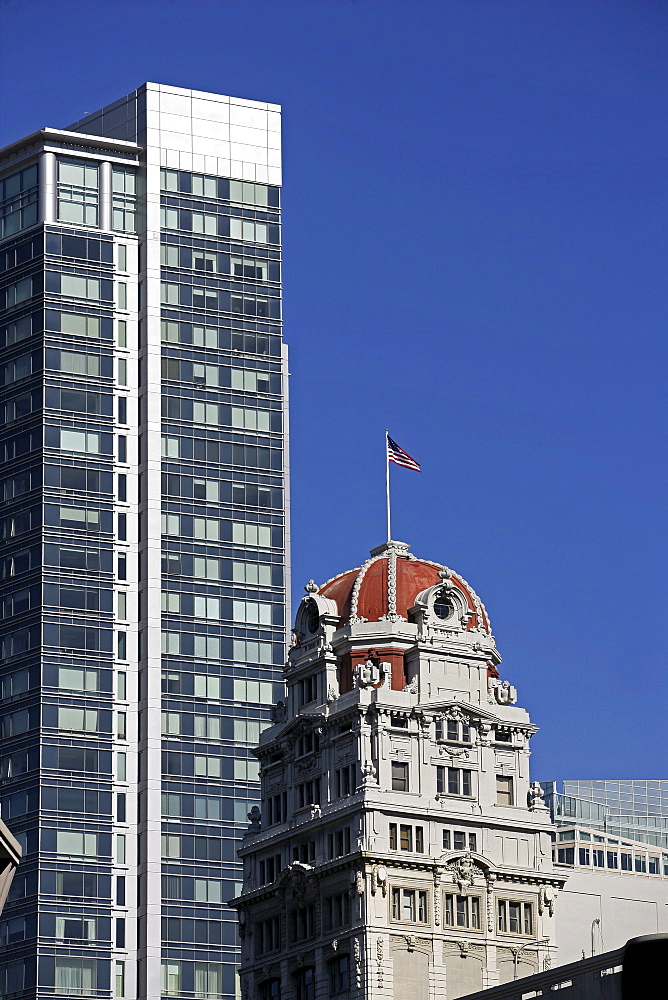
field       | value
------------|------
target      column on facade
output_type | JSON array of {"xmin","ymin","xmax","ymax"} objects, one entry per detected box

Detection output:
[{"xmin": 38, "ymin": 150, "xmax": 56, "ymax": 222}]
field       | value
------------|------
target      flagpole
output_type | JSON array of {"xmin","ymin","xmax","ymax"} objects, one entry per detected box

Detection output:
[{"xmin": 385, "ymin": 428, "xmax": 391, "ymax": 542}]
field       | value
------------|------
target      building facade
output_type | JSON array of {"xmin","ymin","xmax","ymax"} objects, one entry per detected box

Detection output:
[
  {"xmin": 0, "ymin": 83, "xmax": 288, "ymax": 1000},
  {"xmin": 541, "ymin": 781, "xmax": 668, "ymax": 963},
  {"xmin": 231, "ymin": 540, "xmax": 565, "ymax": 1000}
]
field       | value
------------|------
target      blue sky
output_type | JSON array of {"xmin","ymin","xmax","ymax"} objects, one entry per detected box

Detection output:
[{"xmin": 2, "ymin": 0, "xmax": 666, "ymax": 780}]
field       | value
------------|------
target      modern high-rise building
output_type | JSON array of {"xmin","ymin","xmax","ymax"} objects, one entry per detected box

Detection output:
[
  {"xmin": 539, "ymin": 780, "xmax": 668, "ymax": 962},
  {"xmin": 0, "ymin": 83, "xmax": 288, "ymax": 1000}
]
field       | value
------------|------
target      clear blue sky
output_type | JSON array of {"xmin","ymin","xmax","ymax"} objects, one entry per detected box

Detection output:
[{"xmin": 2, "ymin": 0, "xmax": 666, "ymax": 780}]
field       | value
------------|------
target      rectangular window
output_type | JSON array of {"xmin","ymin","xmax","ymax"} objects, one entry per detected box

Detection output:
[
  {"xmin": 112, "ymin": 168, "xmax": 137, "ymax": 232},
  {"xmin": 58, "ymin": 666, "xmax": 98, "ymax": 691},
  {"xmin": 57, "ymin": 830, "xmax": 97, "ymax": 856},
  {"xmin": 233, "ymin": 600, "xmax": 272, "ymax": 625},
  {"xmin": 400, "ymin": 825, "xmax": 413, "ymax": 851},
  {"xmin": 231, "ymin": 368, "xmax": 272, "ymax": 393},
  {"xmin": 115, "ymin": 962, "xmax": 125, "ymax": 998},
  {"xmin": 192, "ymin": 212, "xmax": 217, "ymax": 235},
  {"xmin": 61, "ymin": 275, "xmax": 101, "ymax": 299},
  {"xmin": 59, "ymin": 350, "xmax": 99, "ymax": 376},
  {"xmin": 498, "ymin": 899, "xmax": 532, "ymax": 935},
  {"xmin": 232, "ymin": 522, "xmax": 272, "ymax": 548},
  {"xmin": 230, "ymin": 218, "xmax": 268, "ymax": 243},
  {"xmin": 231, "ymin": 406, "xmax": 271, "ymax": 432},
  {"xmin": 55, "ymin": 957, "xmax": 98, "ymax": 994},
  {"xmin": 161, "ymin": 962, "xmax": 181, "ymax": 996},
  {"xmin": 57, "ymin": 159, "xmax": 99, "ymax": 227},
  {"xmin": 58, "ymin": 707, "xmax": 97, "ymax": 732},
  {"xmin": 579, "ymin": 848, "xmax": 591, "ymax": 866},
  {"xmin": 161, "ymin": 712, "xmax": 181, "ymax": 735},
  {"xmin": 391, "ymin": 761, "xmax": 409, "ymax": 792},
  {"xmin": 0, "ymin": 163, "xmax": 38, "ymax": 238},
  {"xmin": 60, "ymin": 312, "xmax": 100, "ymax": 337},
  {"xmin": 496, "ymin": 775, "xmax": 514, "ymax": 805}
]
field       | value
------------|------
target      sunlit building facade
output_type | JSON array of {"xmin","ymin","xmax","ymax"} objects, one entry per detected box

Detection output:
[{"xmin": 0, "ymin": 83, "xmax": 287, "ymax": 1000}]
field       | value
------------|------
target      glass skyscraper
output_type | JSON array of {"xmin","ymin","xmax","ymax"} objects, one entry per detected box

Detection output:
[{"xmin": 0, "ymin": 83, "xmax": 288, "ymax": 1000}]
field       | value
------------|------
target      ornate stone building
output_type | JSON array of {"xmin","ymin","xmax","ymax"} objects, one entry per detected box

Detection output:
[{"xmin": 230, "ymin": 541, "xmax": 565, "ymax": 999}]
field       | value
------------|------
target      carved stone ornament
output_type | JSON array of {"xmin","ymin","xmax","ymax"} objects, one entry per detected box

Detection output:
[
  {"xmin": 433, "ymin": 871, "xmax": 442, "ymax": 926},
  {"xmin": 476, "ymin": 722, "xmax": 492, "ymax": 746},
  {"xmin": 445, "ymin": 706, "xmax": 469, "ymax": 724},
  {"xmin": 405, "ymin": 934, "xmax": 417, "ymax": 952},
  {"xmin": 538, "ymin": 884, "xmax": 556, "ymax": 916},
  {"xmin": 376, "ymin": 936, "xmax": 384, "ymax": 988},
  {"xmin": 354, "ymin": 937, "xmax": 362, "ymax": 987},
  {"xmin": 403, "ymin": 676, "xmax": 418, "ymax": 694},
  {"xmin": 304, "ymin": 579, "xmax": 318, "ymax": 594},
  {"xmin": 458, "ymin": 940, "xmax": 470, "ymax": 958},
  {"xmin": 446, "ymin": 853, "xmax": 483, "ymax": 892},
  {"xmin": 353, "ymin": 658, "xmax": 381, "ymax": 688},
  {"xmin": 438, "ymin": 744, "xmax": 470, "ymax": 761},
  {"xmin": 282, "ymin": 862, "xmax": 311, "ymax": 898},
  {"xmin": 246, "ymin": 805, "xmax": 261, "ymax": 832},
  {"xmin": 360, "ymin": 760, "xmax": 378, "ymax": 786},
  {"xmin": 371, "ymin": 864, "xmax": 388, "ymax": 897},
  {"xmin": 326, "ymin": 684, "xmax": 339, "ymax": 703},
  {"xmin": 528, "ymin": 781, "xmax": 549, "ymax": 812},
  {"xmin": 490, "ymin": 678, "xmax": 518, "ymax": 705}
]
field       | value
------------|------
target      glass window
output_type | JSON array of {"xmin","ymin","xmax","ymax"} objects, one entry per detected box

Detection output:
[
  {"xmin": 112, "ymin": 168, "xmax": 137, "ymax": 232},
  {"xmin": 55, "ymin": 958, "xmax": 98, "ymax": 994},
  {"xmin": 58, "ymin": 159, "xmax": 99, "ymax": 227},
  {"xmin": 0, "ymin": 163, "xmax": 38, "ymax": 238},
  {"xmin": 60, "ymin": 313, "xmax": 100, "ymax": 337},
  {"xmin": 391, "ymin": 761, "xmax": 409, "ymax": 792},
  {"xmin": 161, "ymin": 962, "xmax": 181, "ymax": 996},
  {"xmin": 496, "ymin": 775, "xmax": 514, "ymax": 805}
]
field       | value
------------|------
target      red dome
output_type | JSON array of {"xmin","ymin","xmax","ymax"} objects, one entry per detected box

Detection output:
[{"xmin": 318, "ymin": 541, "xmax": 490, "ymax": 633}]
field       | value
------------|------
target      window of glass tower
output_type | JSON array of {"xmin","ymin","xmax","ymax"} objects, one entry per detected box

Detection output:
[
  {"xmin": 0, "ymin": 163, "xmax": 38, "ymax": 239},
  {"xmin": 57, "ymin": 159, "xmax": 99, "ymax": 226},
  {"xmin": 112, "ymin": 167, "xmax": 137, "ymax": 232}
]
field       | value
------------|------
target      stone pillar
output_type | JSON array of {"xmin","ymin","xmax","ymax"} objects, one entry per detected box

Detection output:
[
  {"xmin": 99, "ymin": 160, "xmax": 112, "ymax": 231},
  {"xmin": 38, "ymin": 151, "xmax": 56, "ymax": 223}
]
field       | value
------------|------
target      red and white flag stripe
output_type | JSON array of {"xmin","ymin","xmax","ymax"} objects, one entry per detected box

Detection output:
[{"xmin": 387, "ymin": 434, "xmax": 421, "ymax": 472}]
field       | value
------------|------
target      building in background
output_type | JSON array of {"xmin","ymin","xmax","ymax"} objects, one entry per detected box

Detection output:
[
  {"xmin": 231, "ymin": 540, "xmax": 565, "ymax": 1000},
  {"xmin": 0, "ymin": 83, "xmax": 288, "ymax": 1000},
  {"xmin": 541, "ymin": 780, "xmax": 668, "ymax": 963}
]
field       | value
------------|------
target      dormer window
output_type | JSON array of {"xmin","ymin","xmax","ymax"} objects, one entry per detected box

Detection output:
[
  {"xmin": 433, "ymin": 591, "xmax": 454, "ymax": 621},
  {"xmin": 304, "ymin": 598, "xmax": 320, "ymax": 634}
]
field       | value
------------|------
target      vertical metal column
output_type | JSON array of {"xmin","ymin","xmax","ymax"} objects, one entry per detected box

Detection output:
[
  {"xmin": 100, "ymin": 160, "xmax": 112, "ymax": 231},
  {"xmin": 38, "ymin": 151, "xmax": 56, "ymax": 223}
]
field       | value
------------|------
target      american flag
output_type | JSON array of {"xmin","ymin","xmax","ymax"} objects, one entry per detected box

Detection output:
[{"xmin": 387, "ymin": 434, "xmax": 421, "ymax": 472}]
